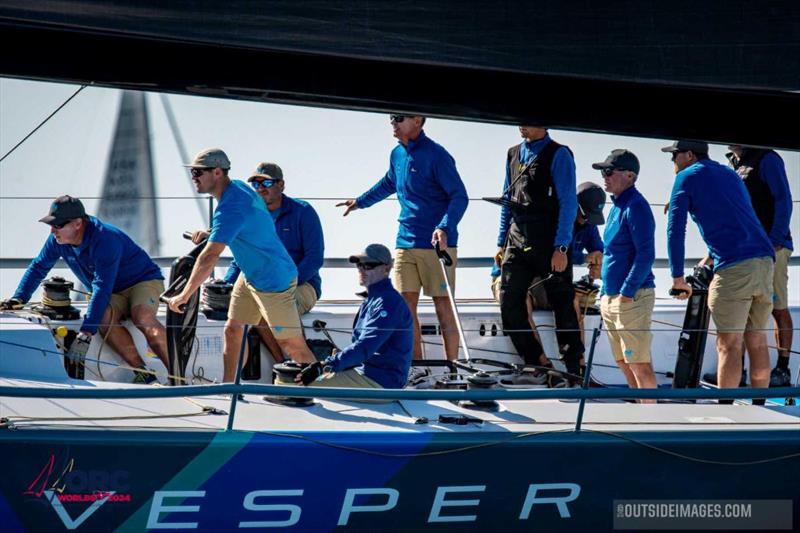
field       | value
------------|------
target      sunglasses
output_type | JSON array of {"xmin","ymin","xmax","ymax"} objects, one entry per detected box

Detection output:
[
  {"xmin": 52, "ymin": 219, "xmax": 72, "ymax": 230},
  {"xmin": 670, "ymin": 150, "xmax": 687, "ymax": 162},
  {"xmin": 389, "ymin": 114, "xmax": 407, "ymax": 123},
  {"xmin": 356, "ymin": 262, "xmax": 384, "ymax": 271},
  {"xmin": 600, "ymin": 168, "xmax": 617, "ymax": 177},
  {"xmin": 250, "ymin": 178, "xmax": 281, "ymax": 190},
  {"xmin": 190, "ymin": 167, "xmax": 211, "ymax": 178}
]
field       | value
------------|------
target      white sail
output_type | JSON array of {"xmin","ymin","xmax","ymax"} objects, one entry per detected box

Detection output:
[{"xmin": 97, "ymin": 91, "xmax": 160, "ymax": 255}]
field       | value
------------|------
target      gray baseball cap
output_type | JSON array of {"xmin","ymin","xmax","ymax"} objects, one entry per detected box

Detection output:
[
  {"xmin": 184, "ymin": 148, "xmax": 231, "ymax": 169},
  {"xmin": 249, "ymin": 161, "xmax": 284, "ymax": 181},
  {"xmin": 39, "ymin": 195, "xmax": 86, "ymax": 226},
  {"xmin": 660, "ymin": 140, "xmax": 709, "ymax": 155},
  {"xmin": 349, "ymin": 244, "xmax": 393, "ymax": 265}
]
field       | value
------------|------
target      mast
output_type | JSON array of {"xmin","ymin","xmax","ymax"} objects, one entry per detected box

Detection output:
[{"xmin": 97, "ymin": 90, "xmax": 160, "ymax": 255}]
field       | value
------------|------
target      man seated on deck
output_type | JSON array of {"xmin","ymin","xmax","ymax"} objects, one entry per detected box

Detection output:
[
  {"xmin": 196, "ymin": 161, "xmax": 324, "ymax": 364},
  {"xmin": 296, "ymin": 244, "xmax": 414, "ymax": 389},
  {"xmin": 593, "ymin": 150, "xmax": 658, "ymax": 402},
  {"xmin": 664, "ymin": 141, "xmax": 775, "ymax": 403},
  {"xmin": 0, "ymin": 196, "xmax": 168, "ymax": 384},
  {"xmin": 165, "ymin": 148, "xmax": 317, "ymax": 382}
]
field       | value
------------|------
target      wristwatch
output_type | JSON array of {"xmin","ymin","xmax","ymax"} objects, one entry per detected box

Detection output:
[{"xmin": 556, "ymin": 245, "xmax": 568, "ymax": 254}]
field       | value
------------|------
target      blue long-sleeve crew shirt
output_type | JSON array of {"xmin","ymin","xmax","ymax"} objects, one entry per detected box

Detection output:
[
  {"xmin": 758, "ymin": 152, "xmax": 794, "ymax": 250},
  {"xmin": 13, "ymin": 217, "xmax": 163, "ymax": 334},
  {"xmin": 356, "ymin": 131, "xmax": 469, "ymax": 249},
  {"xmin": 601, "ymin": 187, "xmax": 656, "ymax": 297},
  {"xmin": 323, "ymin": 277, "xmax": 413, "ymax": 388},
  {"xmin": 490, "ymin": 221, "xmax": 602, "ymax": 278},
  {"xmin": 496, "ymin": 134, "xmax": 578, "ymax": 248},
  {"xmin": 224, "ymin": 195, "xmax": 324, "ymax": 297},
  {"xmin": 667, "ymin": 159, "xmax": 774, "ymax": 278}
]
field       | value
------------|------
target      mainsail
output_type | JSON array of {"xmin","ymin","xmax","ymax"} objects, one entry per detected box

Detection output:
[{"xmin": 97, "ymin": 90, "xmax": 160, "ymax": 255}]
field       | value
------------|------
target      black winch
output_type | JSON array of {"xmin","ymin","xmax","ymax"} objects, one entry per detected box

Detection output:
[
  {"xmin": 200, "ymin": 279, "xmax": 233, "ymax": 321},
  {"xmin": 34, "ymin": 277, "xmax": 81, "ymax": 320},
  {"xmin": 459, "ymin": 371, "xmax": 500, "ymax": 412},
  {"xmin": 266, "ymin": 362, "xmax": 315, "ymax": 407}
]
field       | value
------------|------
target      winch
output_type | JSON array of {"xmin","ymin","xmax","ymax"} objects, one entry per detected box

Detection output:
[
  {"xmin": 33, "ymin": 277, "xmax": 81, "ymax": 320},
  {"xmin": 200, "ymin": 279, "xmax": 233, "ymax": 321}
]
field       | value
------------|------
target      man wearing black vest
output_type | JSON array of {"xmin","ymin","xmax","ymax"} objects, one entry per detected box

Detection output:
[
  {"xmin": 727, "ymin": 145, "xmax": 794, "ymax": 387},
  {"xmin": 496, "ymin": 126, "xmax": 584, "ymax": 382}
]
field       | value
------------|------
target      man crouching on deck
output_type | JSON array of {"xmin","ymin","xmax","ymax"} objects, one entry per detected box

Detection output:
[
  {"xmin": 164, "ymin": 148, "xmax": 316, "ymax": 381},
  {"xmin": 0, "ymin": 196, "xmax": 168, "ymax": 384},
  {"xmin": 296, "ymin": 244, "xmax": 414, "ymax": 389}
]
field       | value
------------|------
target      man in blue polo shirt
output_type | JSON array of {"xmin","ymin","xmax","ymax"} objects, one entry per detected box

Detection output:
[
  {"xmin": 1, "ymin": 196, "xmax": 167, "ymax": 384},
  {"xmin": 726, "ymin": 145, "xmax": 794, "ymax": 387},
  {"xmin": 222, "ymin": 161, "xmax": 324, "ymax": 362},
  {"xmin": 593, "ymin": 150, "xmax": 657, "ymax": 400},
  {"xmin": 296, "ymin": 244, "xmax": 413, "ymax": 389},
  {"xmin": 337, "ymin": 115, "xmax": 468, "ymax": 369},
  {"xmin": 665, "ymin": 140, "xmax": 775, "ymax": 395},
  {"xmin": 165, "ymin": 148, "xmax": 316, "ymax": 382}
]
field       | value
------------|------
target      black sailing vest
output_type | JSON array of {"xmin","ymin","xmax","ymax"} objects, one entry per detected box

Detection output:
[
  {"xmin": 726, "ymin": 148, "xmax": 777, "ymax": 234},
  {"xmin": 506, "ymin": 139, "xmax": 568, "ymax": 249}
]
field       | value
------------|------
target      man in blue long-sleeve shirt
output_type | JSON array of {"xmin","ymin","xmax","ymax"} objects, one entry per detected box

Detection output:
[
  {"xmin": 222, "ymin": 162, "xmax": 324, "ymax": 362},
  {"xmin": 727, "ymin": 146, "xmax": 794, "ymax": 387},
  {"xmin": 664, "ymin": 140, "xmax": 775, "ymax": 395},
  {"xmin": 297, "ymin": 244, "xmax": 413, "ymax": 389},
  {"xmin": 337, "ymin": 115, "xmax": 468, "ymax": 367},
  {"xmin": 1, "ymin": 196, "xmax": 167, "ymax": 383},
  {"xmin": 593, "ymin": 150, "xmax": 657, "ymax": 400},
  {"xmin": 496, "ymin": 126, "xmax": 584, "ymax": 378}
]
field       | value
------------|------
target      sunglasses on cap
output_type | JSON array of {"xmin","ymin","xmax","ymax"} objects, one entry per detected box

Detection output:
[
  {"xmin": 356, "ymin": 262, "xmax": 384, "ymax": 271},
  {"xmin": 250, "ymin": 178, "xmax": 281, "ymax": 190},
  {"xmin": 389, "ymin": 114, "xmax": 408, "ymax": 123},
  {"xmin": 190, "ymin": 167, "xmax": 212, "ymax": 178},
  {"xmin": 670, "ymin": 150, "xmax": 687, "ymax": 162}
]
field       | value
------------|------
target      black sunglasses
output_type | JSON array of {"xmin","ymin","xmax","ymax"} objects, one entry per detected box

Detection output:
[
  {"xmin": 52, "ymin": 219, "xmax": 72, "ymax": 229},
  {"xmin": 190, "ymin": 167, "xmax": 212, "ymax": 178},
  {"xmin": 670, "ymin": 150, "xmax": 687, "ymax": 162},
  {"xmin": 389, "ymin": 114, "xmax": 407, "ymax": 123},
  {"xmin": 600, "ymin": 168, "xmax": 616, "ymax": 177},
  {"xmin": 356, "ymin": 262, "xmax": 384, "ymax": 271}
]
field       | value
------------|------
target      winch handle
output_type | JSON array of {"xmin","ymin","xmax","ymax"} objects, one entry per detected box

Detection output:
[
  {"xmin": 182, "ymin": 231, "xmax": 193, "ymax": 240},
  {"xmin": 159, "ymin": 277, "xmax": 188, "ymax": 312},
  {"xmin": 434, "ymin": 242, "xmax": 453, "ymax": 267},
  {"xmin": 668, "ymin": 288, "xmax": 689, "ymax": 296}
]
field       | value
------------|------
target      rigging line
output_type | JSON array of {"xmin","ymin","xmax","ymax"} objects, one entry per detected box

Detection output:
[
  {"xmin": 0, "ymin": 84, "xmax": 90, "ymax": 165},
  {"xmin": 650, "ymin": 318, "xmax": 800, "ymax": 356}
]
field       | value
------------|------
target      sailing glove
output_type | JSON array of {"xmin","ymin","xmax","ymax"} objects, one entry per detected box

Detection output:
[
  {"xmin": 298, "ymin": 361, "xmax": 324, "ymax": 386},
  {"xmin": 0, "ymin": 297, "xmax": 24, "ymax": 310},
  {"xmin": 66, "ymin": 333, "xmax": 92, "ymax": 362}
]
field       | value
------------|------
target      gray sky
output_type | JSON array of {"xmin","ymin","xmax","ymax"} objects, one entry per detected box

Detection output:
[{"xmin": 1, "ymin": 78, "xmax": 798, "ymax": 300}]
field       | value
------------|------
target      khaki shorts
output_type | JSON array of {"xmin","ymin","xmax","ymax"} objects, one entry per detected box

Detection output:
[
  {"xmin": 395, "ymin": 248, "xmax": 457, "ymax": 297},
  {"xmin": 109, "ymin": 279, "xmax": 164, "ymax": 319},
  {"xmin": 708, "ymin": 257, "xmax": 773, "ymax": 332},
  {"xmin": 600, "ymin": 288, "xmax": 655, "ymax": 364},
  {"xmin": 296, "ymin": 282, "xmax": 318, "ymax": 315},
  {"xmin": 316, "ymin": 368, "xmax": 382, "ymax": 389},
  {"xmin": 773, "ymin": 247, "xmax": 791, "ymax": 310},
  {"xmin": 229, "ymin": 276, "xmax": 302, "ymax": 340}
]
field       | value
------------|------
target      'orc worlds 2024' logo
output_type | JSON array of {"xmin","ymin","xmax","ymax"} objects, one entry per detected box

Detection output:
[{"xmin": 23, "ymin": 454, "xmax": 132, "ymax": 529}]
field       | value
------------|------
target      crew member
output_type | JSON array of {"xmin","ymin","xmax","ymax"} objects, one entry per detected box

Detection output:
[
  {"xmin": 297, "ymin": 244, "xmax": 413, "ymax": 389},
  {"xmin": 727, "ymin": 145, "xmax": 794, "ymax": 387},
  {"xmin": 665, "ymin": 141, "xmax": 775, "ymax": 400},
  {"xmin": 217, "ymin": 161, "xmax": 324, "ymax": 363},
  {"xmin": 337, "ymin": 115, "xmax": 468, "ymax": 376},
  {"xmin": 0, "ymin": 196, "xmax": 167, "ymax": 384},
  {"xmin": 496, "ymin": 126, "xmax": 584, "ymax": 379},
  {"xmin": 593, "ymin": 150, "xmax": 657, "ymax": 400},
  {"xmin": 166, "ymin": 148, "xmax": 316, "ymax": 382}
]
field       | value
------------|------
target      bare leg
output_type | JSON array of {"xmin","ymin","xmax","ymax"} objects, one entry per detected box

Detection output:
[
  {"xmin": 131, "ymin": 305, "xmax": 169, "ymax": 370},
  {"xmin": 743, "ymin": 330, "xmax": 770, "ymax": 388},
  {"xmin": 276, "ymin": 336, "xmax": 316, "ymax": 364},
  {"xmin": 773, "ymin": 308, "xmax": 794, "ymax": 362},
  {"xmin": 98, "ymin": 306, "xmax": 145, "ymax": 369},
  {"xmin": 615, "ymin": 360, "xmax": 639, "ymax": 390},
  {"xmin": 255, "ymin": 317, "xmax": 285, "ymax": 363},
  {"xmin": 433, "ymin": 296, "xmax": 459, "ymax": 361},
  {"xmin": 402, "ymin": 292, "xmax": 422, "ymax": 360},
  {"xmin": 628, "ymin": 362, "xmax": 657, "ymax": 404},
  {"xmin": 716, "ymin": 332, "xmax": 745, "ymax": 388},
  {"xmin": 223, "ymin": 318, "xmax": 248, "ymax": 382}
]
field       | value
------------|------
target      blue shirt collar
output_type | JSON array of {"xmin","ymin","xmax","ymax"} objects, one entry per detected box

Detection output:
[
  {"xmin": 75, "ymin": 216, "xmax": 97, "ymax": 252},
  {"xmin": 404, "ymin": 130, "xmax": 428, "ymax": 152},
  {"xmin": 611, "ymin": 186, "xmax": 638, "ymax": 207}
]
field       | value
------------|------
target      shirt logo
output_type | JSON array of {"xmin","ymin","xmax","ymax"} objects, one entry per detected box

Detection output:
[{"xmin": 379, "ymin": 310, "xmax": 388, "ymax": 318}]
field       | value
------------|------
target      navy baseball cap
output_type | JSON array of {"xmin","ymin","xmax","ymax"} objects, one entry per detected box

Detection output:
[{"xmin": 39, "ymin": 195, "xmax": 86, "ymax": 226}]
